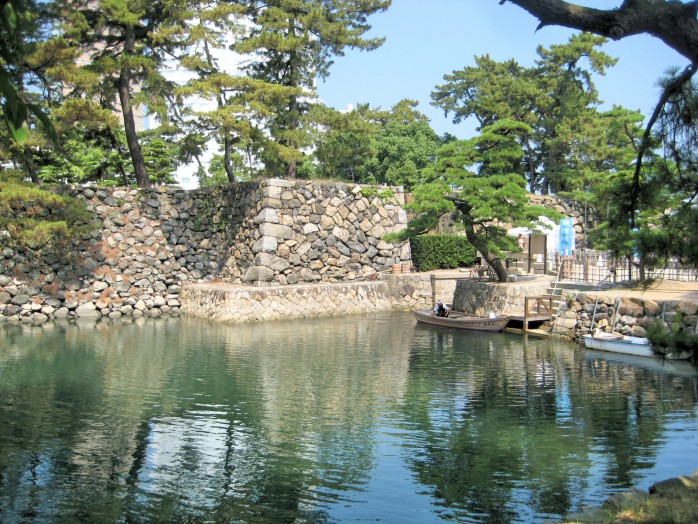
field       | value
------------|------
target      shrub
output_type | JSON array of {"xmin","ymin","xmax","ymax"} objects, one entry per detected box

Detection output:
[
  {"xmin": 0, "ymin": 178, "xmax": 94, "ymax": 251},
  {"xmin": 646, "ymin": 315, "xmax": 698, "ymax": 360},
  {"xmin": 410, "ymin": 234, "xmax": 477, "ymax": 271}
]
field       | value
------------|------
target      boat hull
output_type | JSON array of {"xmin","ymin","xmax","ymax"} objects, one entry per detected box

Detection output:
[
  {"xmin": 582, "ymin": 334, "xmax": 654, "ymax": 357},
  {"xmin": 414, "ymin": 310, "xmax": 509, "ymax": 332}
]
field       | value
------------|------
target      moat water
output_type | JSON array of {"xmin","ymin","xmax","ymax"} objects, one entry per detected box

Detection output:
[{"xmin": 1, "ymin": 313, "xmax": 697, "ymax": 523}]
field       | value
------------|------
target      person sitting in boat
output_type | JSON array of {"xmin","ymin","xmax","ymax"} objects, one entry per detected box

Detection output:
[{"xmin": 433, "ymin": 299, "xmax": 449, "ymax": 317}]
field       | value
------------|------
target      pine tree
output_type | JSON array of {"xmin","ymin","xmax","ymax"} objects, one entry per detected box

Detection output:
[
  {"xmin": 405, "ymin": 120, "xmax": 559, "ymax": 282},
  {"xmin": 237, "ymin": 0, "xmax": 390, "ymax": 178},
  {"xmin": 57, "ymin": 0, "xmax": 188, "ymax": 187}
]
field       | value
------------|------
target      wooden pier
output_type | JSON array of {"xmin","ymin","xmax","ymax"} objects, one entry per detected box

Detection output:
[{"xmin": 506, "ymin": 295, "xmax": 555, "ymax": 335}]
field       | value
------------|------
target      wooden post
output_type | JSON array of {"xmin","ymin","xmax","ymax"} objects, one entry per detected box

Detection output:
[
  {"xmin": 524, "ymin": 296, "xmax": 531, "ymax": 331},
  {"xmin": 431, "ymin": 273, "xmax": 432, "ymax": 307}
]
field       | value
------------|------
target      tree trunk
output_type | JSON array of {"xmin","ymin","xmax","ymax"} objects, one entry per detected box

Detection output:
[
  {"xmin": 21, "ymin": 147, "xmax": 39, "ymax": 184},
  {"xmin": 463, "ymin": 226, "xmax": 509, "ymax": 282},
  {"xmin": 119, "ymin": 25, "xmax": 149, "ymax": 188},
  {"xmin": 284, "ymin": 29, "xmax": 298, "ymax": 179},
  {"xmin": 284, "ymin": 91, "xmax": 298, "ymax": 179},
  {"xmin": 525, "ymin": 142, "xmax": 537, "ymax": 192},
  {"xmin": 224, "ymin": 136, "xmax": 236, "ymax": 183}
]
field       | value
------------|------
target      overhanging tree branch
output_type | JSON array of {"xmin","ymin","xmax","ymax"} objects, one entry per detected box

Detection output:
[
  {"xmin": 500, "ymin": 0, "xmax": 698, "ymax": 63},
  {"xmin": 630, "ymin": 62, "xmax": 697, "ymax": 226},
  {"xmin": 499, "ymin": 0, "xmax": 698, "ymax": 224}
]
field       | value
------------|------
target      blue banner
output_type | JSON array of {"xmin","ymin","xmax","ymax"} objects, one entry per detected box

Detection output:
[{"xmin": 559, "ymin": 218, "xmax": 574, "ymax": 255}]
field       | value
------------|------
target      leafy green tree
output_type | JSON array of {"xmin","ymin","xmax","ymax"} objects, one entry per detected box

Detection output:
[
  {"xmin": 139, "ymin": 129, "xmax": 179, "ymax": 185},
  {"xmin": 359, "ymin": 99, "xmax": 442, "ymax": 190},
  {"xmin": 57, "ymin": 0, "xmax": 189, "ymax": 187},
  {"xmin": 432, "ymin": 34, "xmax": 616, "ymax": 194},
  {"xmin": 0, "ymin": 174, "xmax": 93, "ymax": 250},
  {"xmin": 197, "ymin": 152, "xmax": 251, "ymax": 187},
  {"xmin": 399, "ymin": 120, "xmax": 558, "ymax": 282},
  {"xmin": 33, "ymin": 122, "xmax": 179, "ymax": 187},
  {"xmin": 653, "ymin": 71, "xmax": 698, "ymax": 265},
  {"xmin": 589, "ymin": 107, "xmax": 670, "ymax": 279},
  {"xmin": 501, "ymin": 1, "xmax": 698, "ymax": 251},
  {"xmin": 0, "ymin": 0, "xmax": 57, "ymax": 148},
  {"xmin": 172, "ymin": 2, "xmax": 292, "ymax": 183},
  {"xmin": 237, "ymin": 0, "xmax": 391, "ymax": 179},
  {"xmin": 312, "ymin": 103, "xmax": 383, "ymax": 182}
]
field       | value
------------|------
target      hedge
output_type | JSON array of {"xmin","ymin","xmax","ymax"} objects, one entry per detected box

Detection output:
[{"xmin": 410, "ymin": 234, "xmax": 478, "ymax": 272}]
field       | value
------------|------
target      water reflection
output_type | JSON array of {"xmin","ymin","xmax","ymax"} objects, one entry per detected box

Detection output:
[{"xmin": 0, "ymin": 314, "xmax": 696, "ymax": 523}]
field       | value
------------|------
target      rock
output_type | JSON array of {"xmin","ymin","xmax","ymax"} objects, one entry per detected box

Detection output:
[
  {"xmin": 630, "ymin": 325, "xmax": 646, "ymax": 337},
  {"xmin": 254, "ymin": 207, "xmax": 279, "ymax": 224},
  {"xmin": 253, "ymin": 236, "xmax": 278, "ymax": 253},
  {"xmin": 254, "ymin": 252, "xmax": 290, "ymax": 272},
  {"xmin": 649, "ymin": 472, "xmax": 698, "ymax": 495},
  {"xmin": 75, "ymin": 303, "xmax": 101, "ymax": 318},
  {"xmin": 31, "ymin": 313, "xmax": 49, "ymax": 324},
  {"xmin": 10, "ymin": 294, "xmax": 30, "ymax": 306},
  {"xmin": 259, "ymin": 222, "xmax": 292, "ymax": 240},
  {"xmin": 601, "ymin": 489, "xmax": 647, "ymax": 510},
  {"xmin": 120, "ymin": 305, "xmax": 134, "ymax": 315},
  {"xmin": 3, "ymin": 305, "xmax": 21, "ymax": 316},
  {"xmin": 53, "ymin": 307, "xmax": 71, "ymax": 318},
  {"xmin": 243, "ymin": 266, "xmax": 275, "ymax": 283},
  {"xmin": 677, "ymin": 301, "xmax": 698, "ymax": 316}
]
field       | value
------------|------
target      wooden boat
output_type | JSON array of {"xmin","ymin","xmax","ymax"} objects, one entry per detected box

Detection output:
[
  {"xmin": 582, "ymin": 332, "xmax": 654, "ymax": 357},
  {"xmin": 582, "ymin": 332, "xmax": 690, "ymax": 360},
  {"xmin": 413, "ymin": 309, "xmax": 510, "ymax": 332}
]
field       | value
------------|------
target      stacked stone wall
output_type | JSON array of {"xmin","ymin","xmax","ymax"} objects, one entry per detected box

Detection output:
[
  {"xmin": 452, "ymin": 279, "xmax": 553, "ymax": 316},
  {"xmin": 0, "ymin": 180, "xmax": 409, "ymax": 323},
  {"xmin": 528, "ymin": 195, "xmax": 599, "ymax": 248},
  {"xmin": 552, "ymin": 292, "xmax": 698, "ymax": 343}
]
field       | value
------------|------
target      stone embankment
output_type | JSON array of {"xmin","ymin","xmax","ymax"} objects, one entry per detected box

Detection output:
[
  {"xmin": 181, "ymin": 274, "xmax": 432, "ymax": 323},
  {"xmin": 0, "ymin": 180, "xmax": 409, "ymax": 324},
  {"xmin": 451, "ymin": 277, "xmax": 552, "ymax": 316},
  {"xmin": 552, "ymin": 292, "xmax": 698, "ymax": 342}
]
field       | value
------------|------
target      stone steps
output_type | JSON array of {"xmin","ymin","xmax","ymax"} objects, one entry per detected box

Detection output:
[{"xmin": 546, "ymin": 281, "xmax": 597, "ymax": 315}]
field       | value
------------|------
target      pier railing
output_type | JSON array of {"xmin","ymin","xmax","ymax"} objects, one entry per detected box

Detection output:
[{"xmin": 546, "ymin": 250, "xmax": 697, "ymax": 284}]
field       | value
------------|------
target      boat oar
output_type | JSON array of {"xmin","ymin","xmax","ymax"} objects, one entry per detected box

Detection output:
[
  {"xmin": 589, "ymin": 298, "xmax": 598, "ymax": 333},
  {"xmin": 610, "ymin": 297, "xmax": 620, "ymax": 334}
]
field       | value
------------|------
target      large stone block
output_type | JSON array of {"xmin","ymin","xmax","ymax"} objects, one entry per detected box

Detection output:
[
  {"xmin": 332, "ymin": 225, "xmax": 350, "ymax": 242},
  {"xmin": 254, "ymin": 207, "xmax": 279, "ymax": 224},
  {"xmin": 242, "ymin": 266, "xmax": 275, "ymax": 282},
  {"xmin": 255, "ymin": 252, "xmax": 290, "ymax": 272},
  {"xmin": 75, "ymin": 302, "xmax": 101, "ymax": 318},
  {"xmin": 259, "ymin": 222, "xmax": 292, "ymax": 240},
  {"xmin": 253, "ymin": 236, "xmax": 278, "ymax": 254}
]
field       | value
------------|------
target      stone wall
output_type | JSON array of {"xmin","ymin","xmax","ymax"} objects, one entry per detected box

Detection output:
[
  {"xmin": 0, "ymin": 180, "xmax": 409, "ymax": 323},
  {"xmin": 452, "ymin": 278, "xmax": 553, "ymax": 316},
  {"xmin": 528, "ymin": 195, "xmax": 599, "ymax": 248},
  {"xmin": 552, "ymin": 292, "xmax": 698, "ymax": 343},
  {"xmin": 181, "ymin": 274, "xmax": 433, "ymax": 323}
]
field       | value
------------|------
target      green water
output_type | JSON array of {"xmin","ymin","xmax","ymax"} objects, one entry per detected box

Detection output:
[{"xmin": 0, "ymin": 313, "xmax": 697, "ymax": 523}]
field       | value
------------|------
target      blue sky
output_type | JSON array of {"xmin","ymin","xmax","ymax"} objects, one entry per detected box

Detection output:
[{"xmin": 316, "ymin": 0, "xmax": 689, "ymax": 139}]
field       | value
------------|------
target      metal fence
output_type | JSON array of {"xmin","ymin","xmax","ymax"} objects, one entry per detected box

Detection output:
[{"xmin": 546, "ymin": 249, "xmax": 698, "ymax": 284}]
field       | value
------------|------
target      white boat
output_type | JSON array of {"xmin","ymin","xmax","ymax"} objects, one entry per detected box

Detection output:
[
  {"xmin": 582, "ymin": 332, "xmax": 689, "ymax": 360},
  {"xmin": 583, "ymin": 332, "xmax": 654, "ymax": 356}
]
